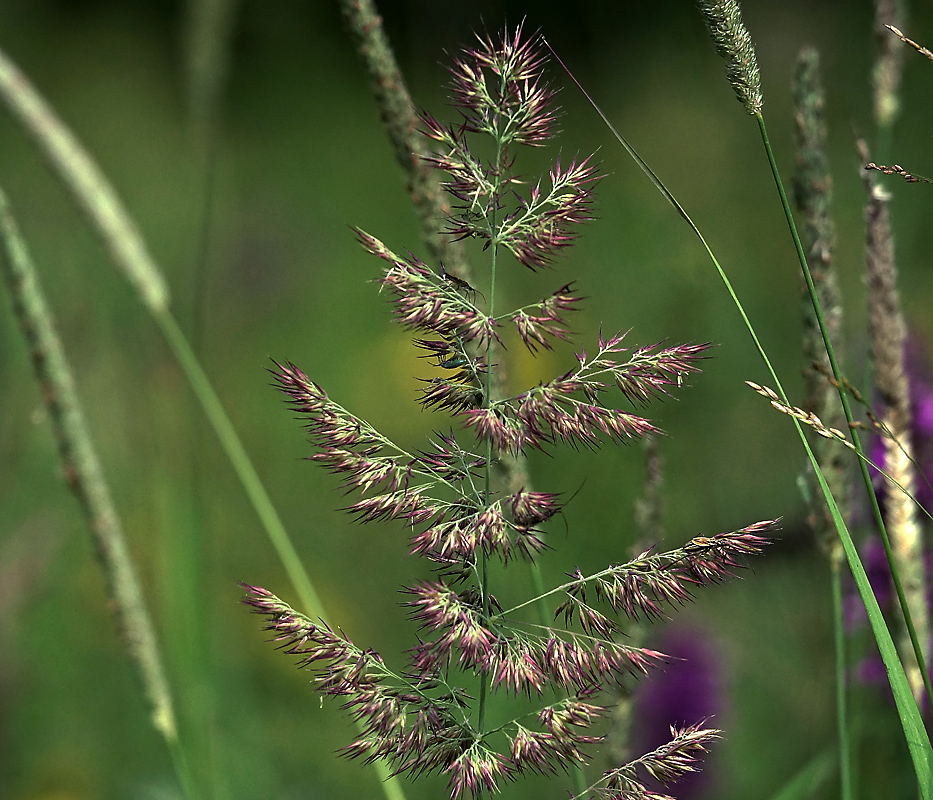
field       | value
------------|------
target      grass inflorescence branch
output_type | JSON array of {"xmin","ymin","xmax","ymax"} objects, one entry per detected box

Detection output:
[{"xmin": 245, "ymin": 25, "xmax": 775, "ymax": 800}]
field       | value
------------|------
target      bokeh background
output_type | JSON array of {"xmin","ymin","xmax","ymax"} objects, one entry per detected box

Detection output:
[{"xmin": 2, "ymin": 1, "xmax": 933, "ymax": 798}]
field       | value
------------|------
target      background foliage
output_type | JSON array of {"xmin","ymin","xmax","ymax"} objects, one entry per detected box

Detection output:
[{"xmin": 2, "ymin": 1, "xmax": 932, "ymax": 798}]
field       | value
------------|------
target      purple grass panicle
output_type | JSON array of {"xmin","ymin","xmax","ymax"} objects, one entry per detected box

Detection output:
[{"xmin": 245, "ymin": 25, "xmax": 774, "ymax": 799}]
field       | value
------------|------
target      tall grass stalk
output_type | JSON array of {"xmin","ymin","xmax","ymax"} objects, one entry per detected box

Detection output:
[
  {"xmin": 244, "ymin": 27, "xmax": 775, "ymax": 800},
  {"xmin": 0, "ymin": 188, "xmax": 195, "ymax": 799},
  {"xmin": 791, "ymin": 46, "xmax": 851, "ymax": 800},
  {"xmin": 548, "ymin": 1, "xmax": 933, "ymax": 789},
  {"xmin": 0, "ymin": 39, "xmax": 407, "ymax": 800},
  {"xmin": 698, "ymin": 0, "xmax": 933, "ymax": 786}
]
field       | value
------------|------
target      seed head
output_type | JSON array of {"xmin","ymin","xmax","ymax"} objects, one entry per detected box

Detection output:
[
  {"xmin": 448, "ymin": 22, "xmax": 558, "ymax": 147},
  {"xmin": 697, "ymin": 0, "xmax": 763, "ymax": 114}
]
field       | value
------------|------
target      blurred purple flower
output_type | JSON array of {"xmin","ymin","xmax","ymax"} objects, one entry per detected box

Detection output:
[
  {"xmin": 869, "ymin": 336, "xmax": 933, "ymax": 514},
  {"xmin": 850, "ymin": 337, "xmax": 933, "ymax": 697},
  {"xmin": 844, "ymin": 537, "xmax": 894, "ymax": 631},
  {"xmin": 634, "ymin": 625, "xmax": 723, "ymax": 799}
]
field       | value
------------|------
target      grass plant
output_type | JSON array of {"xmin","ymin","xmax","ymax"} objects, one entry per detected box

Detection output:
[
  {"xmin": 243, "ymin": 25, "xmax": 774, "ymax": 800},
  {"xmin": 1, "ymin": 3, "xmax": 933, "ymax": 799}
]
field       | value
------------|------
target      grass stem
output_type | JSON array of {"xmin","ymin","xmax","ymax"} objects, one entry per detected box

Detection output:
[
  {"xmin": 544, "ymin": 38, "xmax": 933, "ymax": 789},
  {"xmin": 0, "ymin": 188, "xmax": 196, "ymax": 800},
  {"xmin": 0, "ymin": 39, "xmax": 407, "ymax": 800},
  {"xmin": 754, "ymin": 110, "xmax": 933, "ymax": 720}
]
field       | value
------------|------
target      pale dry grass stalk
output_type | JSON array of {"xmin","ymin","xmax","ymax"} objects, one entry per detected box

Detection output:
[
  {"xmin": 747, "ymin": 382, "xmax": 855, "ymax": 450},
  {"xmin": 860, "ymin": 137, "xmax": 927, "ymax": 703},
  {"xmin": 337, "ymin": 0, "xmax": 471, "ymax": 280},
  {"xmin": 792, "ymin": 46, "xmax": 849, "ymax": 560},
  {"xmin": 872, "ymin": 0, "xmax": 908, "ymax": 138},
  {"xmin": 0, "ymin": 47, "xmax": 169, "ymax": 313},
  {"xmin": 887, "ymin": 25, "xmax": 933, "ymax": 64}
]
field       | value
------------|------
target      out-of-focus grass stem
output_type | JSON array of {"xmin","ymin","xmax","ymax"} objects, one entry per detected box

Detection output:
[
  {"xmin": 0, "ymin": 40, "xmax": 407, "ymax": 800},
  {"xmin": 754, "ymin": 111, "xmax": 933, "ymax": 718},
  {"xmin": 184, "ymin": 0, "xmax": 237, "ymax": 145},
  {"xmin": 604, "ymin": 437, "xmax": 663, "ymax": 770},
  {"xmin": 872, "ymin": 0, "xmax": 907, "ymax": 164},
  {"xmin": 791, "ymin": 46, "xmax": 851, "ymax": 800},
  {"xmin": 0, "ymin": 188, "xmax": 195, "ymax": 800},
  {"xmin": 0, "ymin": 40, "xmax": 324, "ymax": 618},
  {"xmin": 861, "ymin": 138, "xmax": 928, "ymax": 704},
  {"xmin": 868, "ymin": 0, "xmax": 928, "ymax": 710},
  {"xmin": 548, "ymin": 13, "xmax": 933, "ymax": 788},
  {"xmin": 338, "ymin": 0, "xmax": 471, "ymax": 282}
]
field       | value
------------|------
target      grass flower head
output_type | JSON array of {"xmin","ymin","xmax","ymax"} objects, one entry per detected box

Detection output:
[{"xmin": 245, "ymin": 25, "xmax": 774, "ymax": 799}]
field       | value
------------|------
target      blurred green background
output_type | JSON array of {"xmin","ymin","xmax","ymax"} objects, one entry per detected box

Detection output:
[{"xmin": 2, "ymin": 1, "xmax": 932, "ymax": 798}]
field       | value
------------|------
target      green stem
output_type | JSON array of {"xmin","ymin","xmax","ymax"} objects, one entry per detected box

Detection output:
[
  {"xmin": 552, "ymin": 51, "xmax": 933, "ymax": 787},
  {"xmin": 0, "ymin": 188, "xmax": 196, "ymax": 800},
  {"xmin": 755, "ymin": 110, "xmax": 933, "ymax": 719},
  {"xmin": 830, "ymin": 555, "xmax": 852, "ymax": 800},
  {"xmin": 0, "ymin": 42, "xmax": 408, "ymax": 800},
  {"xmin": 477, "ymin": 235, "xmax": 497, "ymax": 737}
]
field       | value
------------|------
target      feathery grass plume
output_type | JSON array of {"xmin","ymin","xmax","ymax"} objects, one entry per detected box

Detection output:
[
  {"xmin": 860, "ymin": 138, "xmax": 928, "ymax": 703},
  {"xmin": 695, "ymin": 0, "xmax": 763, "ymax": 115},
  {"xmin": 338, "ymin": 3, "xmax": 548, "ymax": 626},
  {"xmin": 632, "ymin": 628, "xmax": 722, "ymax": 799},
  {"xmin": 589, "ymin": 723, "xmax": 720, "ymax": 800},
  {"xmin": 791, "ymin": 46, "xmax": 849, "ymax": 557},
  {"xmin": 248, "ymin": 26, "xmax": 775, "ymax": 799}
]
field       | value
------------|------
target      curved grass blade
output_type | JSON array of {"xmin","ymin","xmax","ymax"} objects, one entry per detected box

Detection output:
[{"xmin": 545, "ymin": 39, "xmax": 933, "ymax": 796}]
